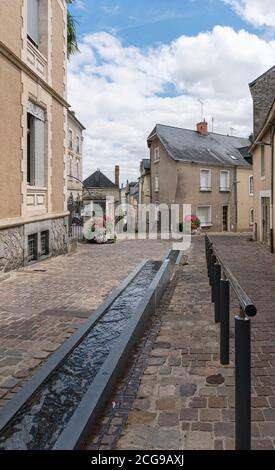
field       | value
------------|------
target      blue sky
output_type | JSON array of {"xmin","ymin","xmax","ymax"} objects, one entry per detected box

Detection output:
[
  {"xmin": 67, "ymin": 0, "xmax": 275, "ymax": 183},
  {"xmin": 70, "ymin": 0, "xmax": 261, "ymax": 48}
]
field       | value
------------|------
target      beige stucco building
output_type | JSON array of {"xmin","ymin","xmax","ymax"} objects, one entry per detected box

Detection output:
[
  {"xmin": 0, "ymin": 0, "xmax": 69, "ymax": 271},
  {"xmin": 67, "ymin": 109, "xmax": 85, "ymax": 219},
  {"xmin": 249, "ymin": 66, "xmax": 275, "ymax": 252},
  {"xmin": 147, "ymin": 122, "xmax": 253, "ymax": 232},
  {"xmin": 138, "ymin": 159, "xmax": 151, "ymax": 205}
]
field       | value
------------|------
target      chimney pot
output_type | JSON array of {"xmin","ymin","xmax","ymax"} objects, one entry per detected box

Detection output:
[
  {"xmin": 115, "ymin": 165, "xmax": 120, "ymax": 187},
  {"xmin": 196, "ymin": 120, "xmax": 208, "ymax": 136}
]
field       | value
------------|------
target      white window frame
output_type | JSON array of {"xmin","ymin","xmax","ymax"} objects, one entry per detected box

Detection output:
[
  {"xmin": 220, "ymin": 170, "xmax": 230, "ymax": 192},
  {"xmin": 249, "ymin": 208, "xmax": 254, "ymax": 226},
  {"xmin": 249, "ymin": 175, "xmax": 254, "ymax": 196},
  {"xmin": 200, "ymin": 169, "xmax": 212, "ymax": 192},
  {"xmin": 154, "ymin": 147, "xmax": 160, "ymax": 163},
  {"xmin": 196, "ymin": 205, "xmax": 212, "ymax": 227},
  {"xmin": 155, "ymin": 175, "xmax": 159, "ymax": 192}
]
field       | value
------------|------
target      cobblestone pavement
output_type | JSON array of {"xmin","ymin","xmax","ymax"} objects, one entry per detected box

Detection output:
[
  {"xmin": 0, "ymin": 239, "xmax": 171, "ymax": 408},
  {"xmin": 106, "ymin": 235, "xmax": 275, "ymax": 450}
]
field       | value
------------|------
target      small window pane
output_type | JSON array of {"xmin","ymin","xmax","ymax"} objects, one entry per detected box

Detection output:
[{"xmin": 27, "ymin": 0, "xmax": 39, "ymax": 46}]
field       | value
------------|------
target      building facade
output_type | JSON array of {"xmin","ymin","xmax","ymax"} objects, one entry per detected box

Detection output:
[
  {"xmin": 82, "ymin": 168, "xmax": 120, "ymax": 219},
  {"xmin": 148, "ymin": 122, "xmax": 253, "ymax": 232},
  {"xmin": 249, "ymin": 67, "xmax": 275, "ymax": 251},
  {"xmin": 0, "ymin": 0, "xmax": 69, "ymax": 271},
  {"xmin": 138, "ymin": 159, "xmax": 151, "ymax": 205},
  {"xmin": 67, "ymin": 109, "xmax": 85, "ymax": 220}
]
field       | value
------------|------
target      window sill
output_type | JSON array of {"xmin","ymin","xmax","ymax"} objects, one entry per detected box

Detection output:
[
  {"xmin": 220, "ymin": 188, "xmax": 231, "ymax": 192},
  {"xmin": 201, "ymin": 223, "xmax": 213, "ymax": 227},
  {"xmin": 261, "ymin": 176, "xmax": 266, "ymax": 181},
  {"xmin": 200, "ymin": 188, "xmax": 212, "ymax": 192},
  {"xmin": 27, "ymin": 186, "xmax": 47, "ymax": 191},
  {"xmin": 153, "ymin": 159, "xmax": 160, "ymax": 164}
]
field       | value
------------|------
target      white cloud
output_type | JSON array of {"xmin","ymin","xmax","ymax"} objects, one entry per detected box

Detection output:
[
  {"xmin": 223, "ymin": 0, "xmax": 275, "ymax": 27},
  {"xmin": 68, "ymin": 26, "xmax": 275, "ymax": 184}
]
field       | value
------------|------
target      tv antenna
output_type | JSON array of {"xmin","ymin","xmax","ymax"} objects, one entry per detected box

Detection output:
[
  {"xmin": 230, "ymin": 127, "xmax": 236, "ymax": 136},
  {"xmin": 211, "ymin": 117, "xmax": 214, "ymax": 133},
  {"xmin": 197, "ymin": 99, "xmax": 205, "ymax": 122}
]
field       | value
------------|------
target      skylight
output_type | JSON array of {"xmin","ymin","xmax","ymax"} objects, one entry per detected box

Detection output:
[{"xmin": 229, "ymin": 155, "xmax": 237, "ymax": 160}]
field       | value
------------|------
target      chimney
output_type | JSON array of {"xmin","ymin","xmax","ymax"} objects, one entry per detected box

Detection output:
[
  {"xmin": 196, "ymin": 120, "xmax": 208, "ymax": 136},
  {"xmin": 115, "ymin": 165, "xmax": 120, "ymax": 187}
]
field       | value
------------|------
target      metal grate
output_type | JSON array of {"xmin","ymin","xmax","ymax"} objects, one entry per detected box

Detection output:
[
  {"xmin": 28, "ymin": 234, "xmax": 38, "ymax": 263},
  {"xmin": 41, "ymin": 231, "xmax": 49, "ymax": 256}
]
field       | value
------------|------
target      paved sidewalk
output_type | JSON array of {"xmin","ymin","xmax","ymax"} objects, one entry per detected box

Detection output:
[
  {"xmin": 116, "ymin": 236, "xmax": 275, "ymax": 450},
  {"xmin": 0, "ymin": 239, "xmax": 171, "ymax": 408}
]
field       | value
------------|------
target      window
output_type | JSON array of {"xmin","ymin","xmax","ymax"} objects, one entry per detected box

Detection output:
[
  {"xmin": 155, "ymin": 175, "xmax": 159, "ymax": 192},
  {"xmin": 249, "ymin": 175, "xmax": 254, "ymax": 196},
  {"xmin": 69, "ymin": 157, "xmax": 72, "ymax": 177},
  {"xmin": 27, "ymin": 102, "xmax": 45, "ymax": 187},
  {"xmin": 220, "ymin": 170, "xmax": 230, "ymax": 192},
  {"xmin": 76, "ymin": 136, "xmax": 80, "ymax": 154},
  {"xmin": 200, "ymin": 169, "xmax": 211, "ymax": 191},
  {"xmin": 196, "ymin": 206, "xmax": 212, "ymax": 227},
  {"xmin": 27, "ymin": 0, "xmax": 40, "ymax": 47},
  {"xmin": 261, "ymin": 146, "xmax": 265, "ymax": 177},
  {"xmin": 28, "ymin": 233, "xmax": 38, "ymax": 262},
  {"xmin": 76, "ymin": 161, "xmax": 80, "ymax": 180},
  {"xmin": 249, "ymin": 208, "xmax": 254, "ymax": 225},
  {"xmin": 40, "ymin": 230, "xmax": 49, "ymax": 256},
  {"xmin": 154, "ymin": 147, "xmax": 160, "ymax": 163},
  {"xmin": 68, "ymin": 129, "xmax": 73, "ymax": 150}
]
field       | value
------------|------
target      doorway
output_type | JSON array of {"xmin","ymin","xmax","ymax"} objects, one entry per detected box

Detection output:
[
  {"xmin": 261, "ymin": 197, "xmax": 271, "ymax": 245},
  {"xmin": 222, "ymin": 205, "xmax": 229, "ymax": 232}
]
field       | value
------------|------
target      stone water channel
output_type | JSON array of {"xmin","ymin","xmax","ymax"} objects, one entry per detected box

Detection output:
[{"xmin": 0, "ymin": 254, "xmax": 179, "ymax": 450}]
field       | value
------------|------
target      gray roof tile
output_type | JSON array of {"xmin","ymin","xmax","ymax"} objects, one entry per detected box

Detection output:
[{"xmin": 148, "ymin": 124, "xmax": 251, "ymax": 168}]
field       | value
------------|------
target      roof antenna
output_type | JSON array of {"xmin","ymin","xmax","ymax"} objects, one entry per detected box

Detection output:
[
  {"xmin": 211, "ymin": 117, "xmax": 214, "ymax": 133},
  {"xmin": 197, "ymin": 99, "xmax": 205, "ymax": 122},
  {"xmin": 230, "ymin": 127, "xmax": 236, "ymax": 136}
]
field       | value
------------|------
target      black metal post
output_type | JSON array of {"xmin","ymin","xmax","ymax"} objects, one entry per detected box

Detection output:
[
  {"xmin": 235, "ymin": 310, "xmax": 251, "ymax": 450},
  {"xmin": 207, "ymin": 246, "xmax": 212, "ymax": 281},
  {"xmin": 214, "ymin": 263, "xmax": 221, "ymax": 322},
  {"xmin": 211, "ymin": 254, "xmax": 216, "ymax": 301},
  {"xmin": 220, "ymin": 278, "xmax": 230, "ymax": 365}
]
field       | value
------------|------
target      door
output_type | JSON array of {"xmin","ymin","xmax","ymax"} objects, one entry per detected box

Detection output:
[
  {"xmin": 222, "ymin": 205, "xmax": 229, "ymax": 231},
  {"xmin": 261, "ymin": 197, "xmax": 270, "ymax": 245}
]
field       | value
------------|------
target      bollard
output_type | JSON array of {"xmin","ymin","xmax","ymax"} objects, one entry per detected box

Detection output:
[
  {"xmin": 235, "ymin": 311, "xmax": 251, "ymax": 450},
  {"xmin": 210, "ymin": 254, "xmax": 216, "ymax": 301},
  {"xmin": 214, "ymin": 263, "xmax": 221, "ymax": 323},
  {"xmin": 220, "ymin": 278, "xmax": 230, "ymax": 365}
]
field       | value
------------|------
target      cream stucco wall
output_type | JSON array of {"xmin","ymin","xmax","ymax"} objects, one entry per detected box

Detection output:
[{"xmin": 236, "ymin": 168, "xmax": 254, "ymax": 231}]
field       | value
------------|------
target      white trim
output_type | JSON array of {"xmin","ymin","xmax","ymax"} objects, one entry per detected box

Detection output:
[
  {"xmin": 200, "ymin": 168, "xmax": 212, "ymax": 191},
  {"xmin": 153, "ymin": 147, "xmax": 160, "ymax": 163},
  {"xmin": 196, "ymin": 205, "xmax": 212, "ymax": 227},
  {"xmin": 220, "ymin": 170, "xmax": 230, "ymax": 192}
]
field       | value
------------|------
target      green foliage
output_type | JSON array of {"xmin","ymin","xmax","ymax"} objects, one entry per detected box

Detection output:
[{"xmin": 67, "ymin": 0, "xmax": 79, "ymax": 59}]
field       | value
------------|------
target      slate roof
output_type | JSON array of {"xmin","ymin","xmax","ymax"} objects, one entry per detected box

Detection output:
[
  {"xmin": 148, "ymin": 124, "xmax": 251, "ymax": 168},
  {"xmin": 83, "ymin": 170, "xmax": 116, "ymax": 188}
]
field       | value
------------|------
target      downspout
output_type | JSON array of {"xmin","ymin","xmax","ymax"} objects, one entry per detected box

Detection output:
[{"xmin": 271, "ymin": 124, "xmax": 275, "ymax": 254}]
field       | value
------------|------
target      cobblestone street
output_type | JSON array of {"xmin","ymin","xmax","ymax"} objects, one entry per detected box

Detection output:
[
  {"xmin": 86, "ymin": 235, "xmax": 275, "ymax": 451},
  {"xmin": 0, "ymin": 239, "xmax": 171, "ymax": 408}
]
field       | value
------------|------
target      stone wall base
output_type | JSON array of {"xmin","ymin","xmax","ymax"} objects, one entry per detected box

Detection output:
[{"xmin": 0, "ymin": 216, "xmax": 68, "ymax": 272}]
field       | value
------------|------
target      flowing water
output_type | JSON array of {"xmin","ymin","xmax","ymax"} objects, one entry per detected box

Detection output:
[{"xmin": 0, "ymin": 261, "xmax": 161, "ymax": 450}]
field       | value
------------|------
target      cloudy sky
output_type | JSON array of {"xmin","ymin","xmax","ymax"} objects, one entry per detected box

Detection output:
[{"xmin": 68, "ymin": 0, "xmax": 275, "ymax": 185}]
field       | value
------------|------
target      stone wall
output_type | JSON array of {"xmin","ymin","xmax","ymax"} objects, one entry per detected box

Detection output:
[
  {"xmin": 0, "ymin": 217, "xmax": 68, "ymax": 272},
  {"xmin": 0, "ymin": 226, "xmax": 24, "ymax": 272},
  {"xmin": 250, "ymin": 67, "xmax": 275, "ymax": 138}
]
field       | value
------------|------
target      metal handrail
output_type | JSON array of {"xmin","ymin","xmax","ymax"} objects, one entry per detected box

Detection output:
[
  {"xmin": 207, "ymin": 235, "xmax": 257, "ymax": 317},
  {"xmin": 204, "ymin": 233, "xmax": 257, "ymax": 450}
]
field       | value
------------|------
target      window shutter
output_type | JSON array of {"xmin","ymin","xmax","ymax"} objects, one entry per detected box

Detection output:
[
  {"xmin": 27, "ymin": 0, "xmax": 40, "ymax": 45},
  {"xmin": 34, "ymin": 119, "xmax": 45, "ymax": 187}
]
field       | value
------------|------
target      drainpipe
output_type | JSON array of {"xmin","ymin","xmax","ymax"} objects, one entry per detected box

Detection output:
[{"xmin": 271, "ymin": 125, "xmax": 275, "ymax": 254}]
